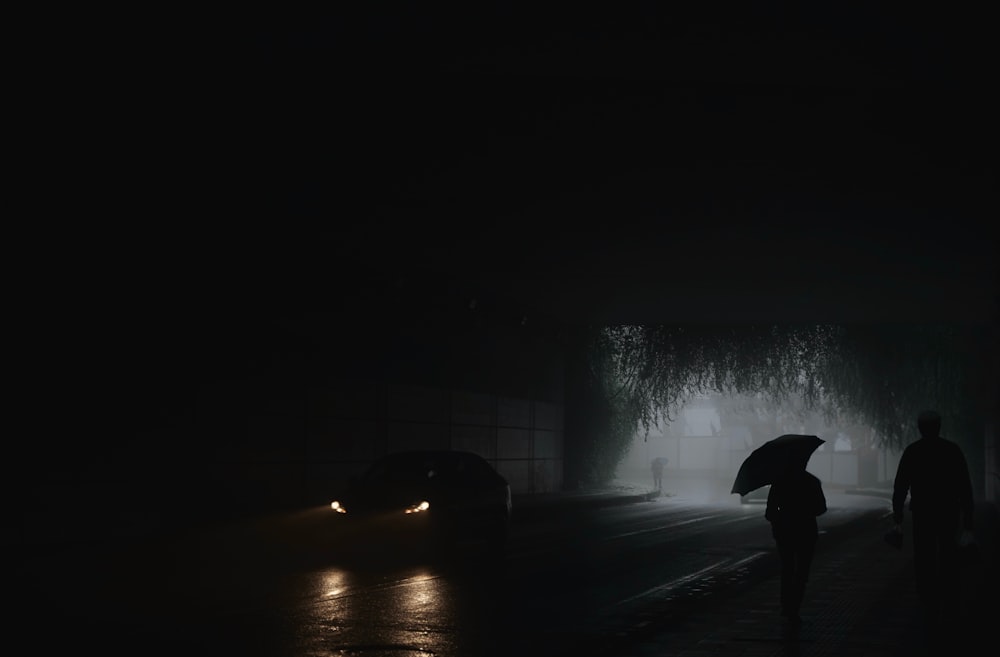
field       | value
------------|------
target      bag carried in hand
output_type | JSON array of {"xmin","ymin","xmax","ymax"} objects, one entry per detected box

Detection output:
[
  {"xmin": 958, "ymin": 530, "xmax": 981, "ymax": 567},
  {"xmin": 883, "ymin": 527, "xmax": 903, "ymax": 550}
]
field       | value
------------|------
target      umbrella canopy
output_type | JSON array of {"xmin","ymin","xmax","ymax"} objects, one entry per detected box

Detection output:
[{"xmin": 730, "ymin": 434, "xmax": 825, "ymax": 496}]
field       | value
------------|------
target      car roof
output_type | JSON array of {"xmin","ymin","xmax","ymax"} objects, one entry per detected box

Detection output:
[
  {"xmin": 376, "ymin": 449, "xmax": 488, "ymax": 461},
  {"xmin": 362, "ymin": 450, "xmax": 503, "ymax": 482}
]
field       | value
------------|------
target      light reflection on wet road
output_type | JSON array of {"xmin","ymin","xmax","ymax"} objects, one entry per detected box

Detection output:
[{"xmin": 21, "ymin": 493, "xmax": 888, "ymax": 657}]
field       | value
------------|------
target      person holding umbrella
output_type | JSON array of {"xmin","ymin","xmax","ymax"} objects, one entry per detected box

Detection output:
[
  {"xmin": 733, "ymin": 434, "xmax": 827, "ymax": 626},
  {"xmin": 766, "ymin": 457, "xmax": 827, "ymax": 625}
]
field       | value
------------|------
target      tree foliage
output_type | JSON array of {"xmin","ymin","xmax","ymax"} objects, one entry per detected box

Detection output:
[
  {"xmin": 592, "ymin": 324, "xmax": 840, "ymax": 434},
  {"xmin": 578, "ymin": 321, "xmax": 994, "ymax": 484},
  {"xmin": 815, "ymin": 323, "xmax": 992, "ymax": 453}
]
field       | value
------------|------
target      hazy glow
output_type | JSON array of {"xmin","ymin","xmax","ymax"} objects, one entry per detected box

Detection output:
[
  {"xmin": 331, "ymin": 501, "xmax": 347, "ymax": 513},
  {"xmin": 322, "ymin": 568, "xmax": 350, "ymax": 598},
  {"xmin": 404, "ymin": 501, "xmax": 430, "ymax": 514},
  {"xmin": 617, "ymin": 396, "xmax": 885, "ymax": 505}
]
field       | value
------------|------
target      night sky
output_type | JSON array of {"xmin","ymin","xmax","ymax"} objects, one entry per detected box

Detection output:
[
  {"xmin": 37, "ymin": 5, "xmax": 996, "ymax": 451},
  {"xmin": 206, "ymin": 5, "xmax": 996, "ymax": 327}
]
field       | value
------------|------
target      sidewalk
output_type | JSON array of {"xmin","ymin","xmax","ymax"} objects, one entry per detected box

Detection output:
[
  {"xmin": 522, "ymin": 476, "xmax": 999, "ymax": 657},
  {"xmin": 609, "ymin": 504, "xmax": 998, "ymax": 657}
]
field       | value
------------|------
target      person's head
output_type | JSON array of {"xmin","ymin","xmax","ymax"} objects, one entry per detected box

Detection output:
[
  {"xmin": 782, "ymin": 455, "xmax": 810, "ymax": 479},
  {"xmin": 917, "ymin": 410, "xmax": 942, "ymax": 439}
]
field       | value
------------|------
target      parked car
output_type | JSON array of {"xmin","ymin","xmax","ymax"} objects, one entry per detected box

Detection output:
[{"xmin": 329, "ymin": 450, "xmax": 512, "ymax": 557}]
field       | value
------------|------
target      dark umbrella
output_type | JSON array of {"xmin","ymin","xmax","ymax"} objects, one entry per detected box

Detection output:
[{"xmin": 730, "ymin": 434, "xmax": 825, "ymax": 496}]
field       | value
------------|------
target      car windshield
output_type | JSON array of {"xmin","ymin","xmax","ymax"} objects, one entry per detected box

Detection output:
[{"xmin": 360, "ymin": 451, "xmax": 499, "ymax": 488}]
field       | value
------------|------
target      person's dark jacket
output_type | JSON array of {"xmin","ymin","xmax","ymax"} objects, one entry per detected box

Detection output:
[
  {"xmin": 766, "ymin": 469, "xmax": 827, "ymax": 538},
  {"xmin": 892, "ymin": 435, "xmax": 974, "ymax": 530}
]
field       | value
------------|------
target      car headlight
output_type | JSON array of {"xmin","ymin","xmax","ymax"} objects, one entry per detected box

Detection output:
[
  {"xmin": 404, "ymin": 500, "xmax": 430, "ymax": 514},
  {"xmin": 330, "ymin": 500, "xmax": 347, "ymax": 514}
]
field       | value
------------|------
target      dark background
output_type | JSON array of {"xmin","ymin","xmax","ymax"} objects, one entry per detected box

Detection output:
[
  {"xmin": 211, "ymin": 4, "xmax": 995, "ymax": 325},
  {"xmin": 30, "ymin": 4, "xmax": 997, "ymax": 475},
  {"xmin": 65, "ymin": 4, "xmax": 995, "ymax": 323}
]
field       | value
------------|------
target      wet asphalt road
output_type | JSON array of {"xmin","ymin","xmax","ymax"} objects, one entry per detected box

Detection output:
[{"xmin": 17, "ymin": 492, "xmax": 888, "ymax": 656}]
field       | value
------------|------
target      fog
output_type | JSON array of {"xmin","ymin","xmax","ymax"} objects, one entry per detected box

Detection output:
[{"xmin": 614, "ymin": 396, "xmax": 892, "ymax": 505}]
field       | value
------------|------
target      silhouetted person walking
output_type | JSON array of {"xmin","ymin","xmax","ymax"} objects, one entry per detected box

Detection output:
[
  {"xmin": 766, "ymin": 462, "xmax": 827, "ymax": 626},
  {"xmin": 892, "ymin": 409, "xmax": 974, "ymax": 630},
  {"xmin": 651, "ymin": 456, "xmax": 666, "ymax": 492}
]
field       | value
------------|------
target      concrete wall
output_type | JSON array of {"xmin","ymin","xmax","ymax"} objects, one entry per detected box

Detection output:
[
  {"xmin": 177, "ymin": 265, "xmax": 572, "ymax": 509},
  {"xmin": 12, "ymin": 265, "xmax": 572, "ymax": 550},
  {"xmin": 305, "ymin": 382, "xmax": 564, "ymax": 499},
  {"xmin": 190, "ymin": 377, "xmax": 565, "ymax": 514}
]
